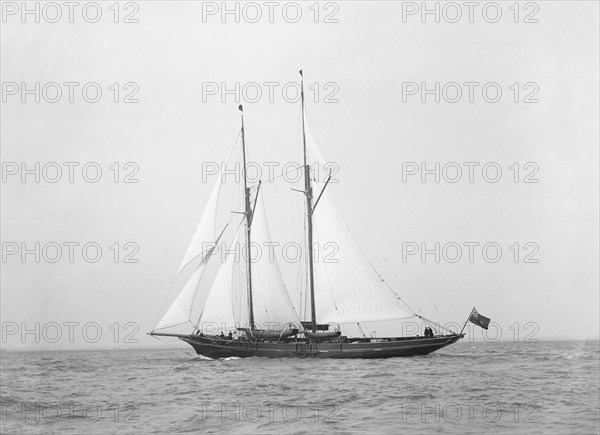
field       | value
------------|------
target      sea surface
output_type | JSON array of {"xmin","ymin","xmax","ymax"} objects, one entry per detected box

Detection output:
[{"xmin": 1, "ymin": 340, "xmax": 598, "ymax": 434}]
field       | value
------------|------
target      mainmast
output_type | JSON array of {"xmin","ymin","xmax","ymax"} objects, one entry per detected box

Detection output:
[
  {"xmin": 299, "ymin": 70, "xmax": 318, "ymax": 333},
  {"xmin": 239, "ymin": 105, "xmax": 255, "ymax": 327}
]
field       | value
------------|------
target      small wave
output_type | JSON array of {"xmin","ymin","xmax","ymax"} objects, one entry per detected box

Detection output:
[{"xmin": 193, "ymin": 355, "xmax": 215, "ymax": 361}]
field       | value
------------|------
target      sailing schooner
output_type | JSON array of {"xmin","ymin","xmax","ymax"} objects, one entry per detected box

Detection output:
[{"xmin": 149, "ymin": 71, "xmax": 465, "ymax": 358}]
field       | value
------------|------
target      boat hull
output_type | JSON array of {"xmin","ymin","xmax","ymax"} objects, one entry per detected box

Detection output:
[{"xmin": 176, "ymin": 334, "xmax": 463, "ymax": 359}]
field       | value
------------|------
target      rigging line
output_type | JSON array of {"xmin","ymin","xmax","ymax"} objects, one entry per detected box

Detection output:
[
  {"xmin": 213, "ymin": 229, "xmax": 247, "ymax": 331},
  {"xmin": 153, "ymin": 133, "xmax": 242, "ymax": 330},
  {"xmin": 293, "ymin": 112, "xmax": 307, "ymax": 320},
  {"xmin": 301, "ymin": 120, "xmax": 309, "ymax": 321},
  {"xmin": 263, "ymin": 164, "xmax": 304, "ymax": 184},
  {"xmin": 303, "ymin": 208, "xmax": 310, "ymax": 320},
  {"xmin": 232, "ymin": 260, "xmax": 243, "ymax": 326},
  {"xmin": 263, "ymin": 110, "xmax": 306, "ymax": 184},
  {"xmin": 313, "ymin": 223, "xmax": 342, "ymax": 326},
  {"xmin": 309, "ymin": 109, "xmax": 445, "ymax": 323},
  {"xmin": 300, "ymin": 210, "xmax": 306, "ymax": 319},
  {"xmin": 263, "ymin": 104, "xmax": 298, "ymax": 162},
  {"xmin": 307, "ymin": 111, "xmax": 419, "ymax": 309},
  {"xmin": 356, "ymin": 322, "xmax": 367, "ymax": 338},
  {"xmin": 249, "ymin": 127, "xmax": 297, "ymax": 165},
  {"xmin": 150, "ymin": 331, "xmax": 195, "ymax": 356},
  {"xmin": 187, "ymin": 222, "xmax": 232, "ymax": 321},
  {"xmin": 288, "ymin": 119, "xmax": 300, "ymax": 319},
  {"xmin": 297, "ymin": 106, "xmax": 308, "ymax": 319},
  {"xmin": 304, "ymin": 112, "xmax": 416, "ymax": 324},
  {"xmin": 271, "ymin": 237, "xmax": 302, "ymax": 323},
  {"xmin": 152, "ymin": 216, "xmax": 234, "ymax": 331},
  {"xmin": 227, "ymin": 259, "xmax": 237, "ymax": 332},
  {"xmin": 240, "ymin": 106, "xmax": 297, "ymax": 187},
  {"xmin": 295, "ymin": 189, "xmax": 303, "ymax": 319},
  {"xmin": 325, "ymin": 187, "xmax": 421, "ymax": 316},
  {"xmin": 333, "ymin": 186, "xmax": 423, "ymax": 314},
  {"xmin": 252, "ymin": 176, "xmax": 299, "ymax": 321},
  {"xmin": 301, "ymin": 104, "xmax": 421, "ymax": 314},
  {"xmin": 290, "ymin": 174, "xmax": 302, "ymax": 319},
  {"xmin": 254, "ymin": 267, "xmax": 270, "ymax": 319},
  {"xmin": 195, "ymin": 217, "xmax": 246, "ymax": 327}
]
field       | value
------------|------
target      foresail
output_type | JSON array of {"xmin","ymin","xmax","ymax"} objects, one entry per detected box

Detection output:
[
  {"xmin": 303, "ymin": 110, "xmax": 416, "ymax": 325},
  {"xmin": 250, "ymin": 193, "xmax": 301, "ymax": 328},
  {"xmin": 197, "ymin": 193, "xmax": 301, "ymax": 332}
]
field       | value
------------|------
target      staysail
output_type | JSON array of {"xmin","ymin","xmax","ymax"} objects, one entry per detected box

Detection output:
[
  {"xmin": 154, "ymin": 254, "xmax": 211, "ymax": 330},
  {"xmin": 196, "ymin": 226, "xmax": 242, "ymax": 333},
  {"xmin": 249, "ymin": 192, "xmax": 300, "ymax": 329}
]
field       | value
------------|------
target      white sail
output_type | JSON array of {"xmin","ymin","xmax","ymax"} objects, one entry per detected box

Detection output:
[
  {"xmin": 303, "ymin": 109, "xmax": 416, "ymax": 325},
  {"xmin": 177, "ymin": 171, "xmax": 222, "ymax": 274},
  {"xmin": 249, "ymin": 193, "xmax": 301, "ymax": 329},
  {"xmin": 194, "ymin": 191, "xmax": 300, "ymax": 332},
  {"xmin": 196, "ymin": 228, "xmax": 241, "ymax": 333},
  {"xmin": 154, "ymin": 229, "xmax": 227, "ymax": 330},
  {"xmin": 154, "ymin": 263, "xmax": 207, "ymax": 330},
  {"xmin": 155, "ymin": 145, "xmax": 235, "ymax": 330}
]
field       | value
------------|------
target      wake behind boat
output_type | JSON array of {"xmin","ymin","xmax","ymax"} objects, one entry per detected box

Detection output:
[{"xmin": 149, "ymin": 71, "xmax": 487, "ymax": 358}]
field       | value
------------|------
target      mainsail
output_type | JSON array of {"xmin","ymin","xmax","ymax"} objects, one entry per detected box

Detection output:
[{"xmin": 302, "ymin": 109, "xmax": 416, "ymax": 325}]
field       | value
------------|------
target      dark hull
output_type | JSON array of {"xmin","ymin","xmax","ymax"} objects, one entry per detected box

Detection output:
[{"xmin": 164, "ymin": 334, "xmax": 464, "ymax": 359}]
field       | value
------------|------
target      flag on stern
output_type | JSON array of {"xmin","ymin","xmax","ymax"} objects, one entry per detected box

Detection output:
[{"xmin": 468, "ymin": 308, "xmax": 491, "ymax": 330}]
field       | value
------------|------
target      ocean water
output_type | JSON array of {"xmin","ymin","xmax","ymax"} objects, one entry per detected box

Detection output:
[{"xmin": 1, "ymin": 340, "xmax": 598, "ymax": 434}]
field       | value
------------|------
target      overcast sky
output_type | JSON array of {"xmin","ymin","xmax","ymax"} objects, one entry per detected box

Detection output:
[{"xmin": 1, "ymin": 1, "xmax": 598, "ymax": 349}]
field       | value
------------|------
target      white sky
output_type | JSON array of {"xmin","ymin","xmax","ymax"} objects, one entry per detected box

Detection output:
[{"xmin": 1, "ymin": 1, "xmax": 598, "ymax": 349}]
